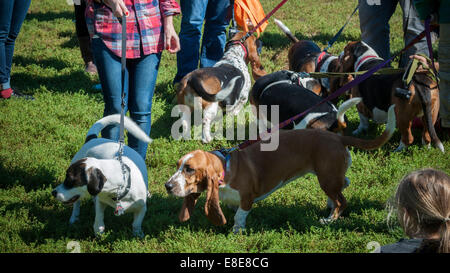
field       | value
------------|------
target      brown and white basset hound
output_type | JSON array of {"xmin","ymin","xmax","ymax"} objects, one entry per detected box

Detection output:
[
  {"xmin": 338, "ymin": 41, "xmax": 443, "ymax": 152},
  {"xmin": 165, "ymin": 104, "xmax": 396, "ymax": 233},
  {"xmin": 176, "ymin": 31, "xmax": 266, "ymax": 143}
]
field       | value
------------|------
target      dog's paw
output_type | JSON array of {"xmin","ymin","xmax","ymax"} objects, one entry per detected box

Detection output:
[
  {"xmin": 319, "ymin": 217, "xmax": 335, "ymax": 225},
  {"xmin": 232, "ymin": 225, "xmax": 246, "ymax": 235},
  {"xmin": 133, "ymin": 228, "xmax": 145, "ymax": 239},
  {"xmin": 94, "ymin": 225, "xmax": 105, "ymax": 237},
  {"xmin": 393, "ymin": 141, "xmax": 407, "ymax": 153},
  {"xmin": 202, "ymin": 135, "xmax": 212, "ymax": 144}
]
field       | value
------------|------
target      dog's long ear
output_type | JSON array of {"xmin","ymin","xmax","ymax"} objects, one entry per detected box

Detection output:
[
  {"xmin": 204, "ymin": 164, "xmax": 227, "ymax": 226},
  {"xmin": 179, "ymin": 193, "xmax": 201, "ymax": 222},
  {"xmin": 87, "ymin": 168, "xmax": 106, "ymax": 196},
  {"xmin": 245, "ymin": 37, "xmax": 266, "ymax": 80}
]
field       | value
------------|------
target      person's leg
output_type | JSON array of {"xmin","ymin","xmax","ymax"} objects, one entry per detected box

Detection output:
[
  {"xmin": 173, "ymin": 0, "xmax": 208, "ymax": 84},
  {"xmin": 127, "ymin": 53, "xmax": 162, "ymax": 160},
  {"xmin": 91, "ymin": 38, "xmax": 129, "ymax": 141},
  {"xmin": 0, "ymin": 0, "xmax": 14, "ymax": 96},
  {"xmin": 398, "ymin": 0, "xmax": 429, "ymax": 67},
  {"xmin": 439, "ymin": 24, "xmax": 450, "ymax": 128},
  {"xmin": 4, "ymin": 0, "xmax": 31, "ymax": 87},
  {"xmin": 75, "ymin": 0, "xmax": 97, "ymax": 74},
  {"xmin": 358, "ymin": 0, "xmax": 398, "ymax": 60},
  {"xmin": 200, "ymin": 0, "xmax": 230, "ymax": 68}
]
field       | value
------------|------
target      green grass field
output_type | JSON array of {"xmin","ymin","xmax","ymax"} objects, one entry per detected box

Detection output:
[{"xmin": 0, "ymin": 0, "xmax": 448, "ymax": 253}]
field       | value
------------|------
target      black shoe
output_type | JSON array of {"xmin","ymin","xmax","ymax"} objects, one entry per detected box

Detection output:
[{"xmin": 10, "ymin": 89, "xmax": 35, "ymax": 100}]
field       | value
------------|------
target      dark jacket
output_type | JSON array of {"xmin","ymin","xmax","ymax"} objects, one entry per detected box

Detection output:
[{"xmin": 381, "ymin": 238, "xmax": 440, "ymax": 253}]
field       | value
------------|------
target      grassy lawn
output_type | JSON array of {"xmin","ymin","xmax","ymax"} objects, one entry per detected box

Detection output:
[{"xmin": 0, "ymin": 0, "xmax": 448, "ymax": 253}]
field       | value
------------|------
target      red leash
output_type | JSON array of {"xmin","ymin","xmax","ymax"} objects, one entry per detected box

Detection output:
[{"xmin": 240, "ymin": 0, "xmax": 289, "ymax": 42}]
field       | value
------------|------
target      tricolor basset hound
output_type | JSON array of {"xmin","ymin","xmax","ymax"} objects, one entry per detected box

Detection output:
[
  {"xmin": 165, "ymin": 104, "xmax": 396, "ymax": 233},
  {"xmin": 274, "ymin": 19, "xmax": 342, "ymax": 99},
  {"xmin": 52, "ymin": 115, "xmax": 151, "ymax": 237},
  {"xmin": 176, "ymin": 31, "xmax": 266, "ymax": 143},
  {"xmin": 338, "ymin": 41, "xmax": 444, "ymax": 152},
  {"xmin": 250, "ymin": 70, "xmax": 362, "ymax": 133}
]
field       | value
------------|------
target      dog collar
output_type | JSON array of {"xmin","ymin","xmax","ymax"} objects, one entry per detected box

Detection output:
[
  {"xmin": 355, "ymin": 55, "xmax": 382, "ymax": 72},
  {"xmin": 318, "ymin": 56, "xmax": 338, "ymax": 90},
  {"xmin": 210, "ymin": 150, "xmax": 231, "ymax": 186},
  {"xmin": 225, "ymin": 40, "xmax": 248, "ymax": 60},
  {"xmin": 315, "ymin": 51, "xmax": 328, "ymax": 72}
]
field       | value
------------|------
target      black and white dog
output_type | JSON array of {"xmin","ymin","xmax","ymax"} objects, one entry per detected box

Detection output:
[
  {"xmin": 52, "ymin": 115, "xmax": 151, "ymax": 237},
  {"xmin": 250, "ymin": 70, "xmax": 361, "ymax": 133}
]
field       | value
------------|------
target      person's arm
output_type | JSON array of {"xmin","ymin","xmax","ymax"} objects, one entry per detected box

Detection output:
[
  {"xmin": 163, "ymin": 15, "xmax": 180, "ymax": 53},
  {"xmin": 159, "ymin": 0, "xmax": 181, "ymax": 54}
]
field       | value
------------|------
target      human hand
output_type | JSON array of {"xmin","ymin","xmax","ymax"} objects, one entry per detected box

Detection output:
[
  {"xmin": 103, "ymin": 0, "xmax": 129, "ymax": 18},
  {"xmin": 164, "ymin": 16, "xmax": 180, "ymax": 53}
]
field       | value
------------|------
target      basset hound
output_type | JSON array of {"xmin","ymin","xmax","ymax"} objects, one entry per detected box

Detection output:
[
  {"xmin": 165, "ymin": 104, "xmax": 396, "ymax": 233},
  {"xmin": 338, "ymin": 41, "xmax": 444, "ymax": 152},
  {"xmin": 274, "ymin": 19, "xmax": 342, "ymax": 99},
  {"xmin": 176, "ymin": 31, "xmax": 266, "ymax": 143},
  {"xmin": 52, "ymin": 115, "xmax": 151, "ymax": 237},
  {"xmin": 250, "ymin": 70, "xmax": 362, "ymax": 133}
]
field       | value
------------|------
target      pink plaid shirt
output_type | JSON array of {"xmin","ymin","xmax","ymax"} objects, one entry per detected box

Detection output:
[{"xmin": 85, "ymin": 0, "xmax": 180, "ymax": 59}]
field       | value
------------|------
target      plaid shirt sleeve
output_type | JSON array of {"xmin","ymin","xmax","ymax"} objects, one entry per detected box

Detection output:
[{"xmin": 85, "ymin": 0, "xmax": 180, "ymax": 59}]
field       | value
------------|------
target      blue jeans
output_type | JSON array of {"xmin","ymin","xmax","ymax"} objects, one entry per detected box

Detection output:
[
  {"xmin": 92, "ymin": 38, "xmax": 161, "ymax": 160},
  {"xmin": 0, "ymin": 0, "xmax": 31, "ymax": 89},
  {"xmin": 173, "ymin": 0, "xmax": 231, "ymax": 83},
  {"xmin": 358, "ymin": 0, "xmax": 428, "ymax": 67}
]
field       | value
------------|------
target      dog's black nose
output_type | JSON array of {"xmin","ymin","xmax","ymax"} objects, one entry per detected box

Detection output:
[
  {"xmin": 165, "ymin": 182, "xmax": 173, "ymax": 192},
  {"xmin": 51, "ymin": 190, "xmax": 57, "ymax": 198}
]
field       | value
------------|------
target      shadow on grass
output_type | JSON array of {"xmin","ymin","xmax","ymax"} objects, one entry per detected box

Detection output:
[
  {"xmin": 26, "ymin": 11, "xmax": 74, "ymax": 22},
  {"xmin": 260, "ymin": 32, "xmax": 360, "ymax": 50},
  {"xmin": 11, "ymin": 71, "xmax": 100, "ymax": 96},
  {"xmin": 13, "ymin": 55, "xmax": 71, "ymax": 71},
  {"xmin": 146, "ymin": 192, "xmax": 390, "ymax": 236},
  {"xmin": 59, "ymin": 30, "xmax": 79, "ymax": 49},
  {"xmin": 6, "ymin": 188, "xmax": 390, "ymax": 248},
  {"xmin": 0, "ymin": 160, "xmax": 55, "ymax": 192}
]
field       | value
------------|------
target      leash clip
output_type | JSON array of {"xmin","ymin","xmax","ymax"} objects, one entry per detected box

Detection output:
[{"xmin": 114, "ymin": 204, "xmax": 124, "ymax": 216}]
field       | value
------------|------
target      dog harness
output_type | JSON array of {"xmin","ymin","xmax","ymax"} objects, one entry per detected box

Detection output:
[{"xmin": 210, "ymin": 149, "xmax": 232, "ymax": 187}]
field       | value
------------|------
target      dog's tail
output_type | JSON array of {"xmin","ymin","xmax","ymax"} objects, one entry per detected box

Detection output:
[
  {"xmin": 189, "ymin": 74, "xmax": 241, "ymax": 103},
  {"xmin": 274, "ymin": 18, "xmax": 299, "ymax": 43},
  {"xmin": 340, "ymin": 105, "xmax": 396, "ymax": 150},
  {"xmin": 336, "ymin": 97, "xmax": 362, "ymax": 125},
  {"xmin": 85, "ymin": 115, "xmax": 152, "ymax": 144}
]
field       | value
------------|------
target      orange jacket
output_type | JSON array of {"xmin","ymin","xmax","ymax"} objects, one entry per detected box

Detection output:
[{"xmin": 234, "ymin": 0, "xmax": 268, "ymax": 37}]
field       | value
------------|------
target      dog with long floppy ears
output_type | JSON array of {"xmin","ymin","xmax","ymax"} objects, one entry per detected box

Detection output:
[
  {"xmin": 176, "ymin": 31, "xmax": 266, "ymax": 143},
  {"xmin": 165, "ymin": 104, "xmax": 396, "ymax": 233},
  {"xmin": 250, "ymin": 70, "xmax": 362, "ymax": 133},
  {"xmin": 274, "ymin": 19, "xmax": 343, "ymax": 99},
  {"xmin": 338, "ymin": 41, "xmax": 443, "ymax": 152},
  {"xmin": 52, "ymin": 115, "xmax": 151, "ymax": 237}
]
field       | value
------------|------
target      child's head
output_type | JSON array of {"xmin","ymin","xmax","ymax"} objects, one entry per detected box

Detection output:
[{"xmin": 394, "ymin": 168, "xmax": 450, "ymax": 253}]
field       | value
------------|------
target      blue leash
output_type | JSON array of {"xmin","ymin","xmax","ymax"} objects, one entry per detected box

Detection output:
[{"xmin": 323, "ymin": 3, "xmax": 359, "ymax": 52}]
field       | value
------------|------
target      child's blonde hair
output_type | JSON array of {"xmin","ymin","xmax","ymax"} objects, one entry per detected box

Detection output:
[{"xmin": 393, "ymin": 168, "xmax": 450, "ymax": 253}]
